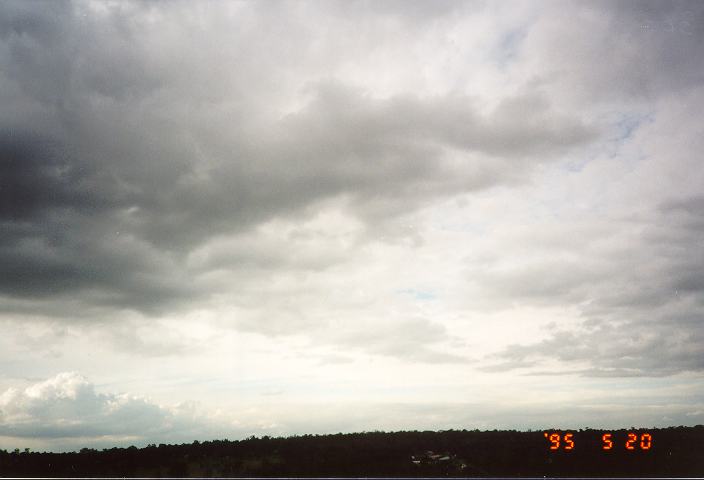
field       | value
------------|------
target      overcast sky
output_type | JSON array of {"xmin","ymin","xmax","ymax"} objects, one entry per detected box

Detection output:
[{"xmin": 1, "ymin": 0, "xmax": 703, "ymax": 452}]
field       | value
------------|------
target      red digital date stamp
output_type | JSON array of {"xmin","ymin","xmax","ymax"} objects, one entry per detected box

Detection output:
[{"xmin": 543, "ymin": 431, "xmax": 652, "ymax": 451}]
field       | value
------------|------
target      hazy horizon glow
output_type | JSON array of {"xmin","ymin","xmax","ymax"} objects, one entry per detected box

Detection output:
[{"xmin": 1, "ymin": 0, "xmax": 703, "ymax": 452}]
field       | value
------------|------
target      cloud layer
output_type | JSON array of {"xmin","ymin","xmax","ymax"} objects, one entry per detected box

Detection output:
[
  {"xmin": 1, "ymin": 0, "xmax": 703, "ymax": 451},
  {"xmin": 2, "ymin": 372, "xmax": 703, "ymax": 452}
]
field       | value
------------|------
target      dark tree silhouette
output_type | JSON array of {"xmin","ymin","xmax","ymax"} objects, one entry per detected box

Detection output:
[{"xmin": 0, "ymin": 426, "xmax": 702, "ymax": 477}]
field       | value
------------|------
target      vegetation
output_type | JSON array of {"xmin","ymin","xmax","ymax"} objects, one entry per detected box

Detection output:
[{"xmin": 1, "ymin": 426, "xmax": 702, "ymax": 477}]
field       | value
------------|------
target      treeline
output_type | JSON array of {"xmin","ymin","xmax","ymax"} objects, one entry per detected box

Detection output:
[{"xmin": 1, "ymin": 426, "xmax": 702, "ymax": 477}]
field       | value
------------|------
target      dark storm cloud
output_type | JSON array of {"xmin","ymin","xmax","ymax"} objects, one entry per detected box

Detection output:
[
  {"xmin": 0, "ymin": 130, "xmax": 117, "ymax": 221},
  {"xmin": 0, "ymin": 127, "xmax": 195, "ymax": 311},
  {"xmin": 0, "ymin": 1, "xmax": 597, "ymax": 315}
]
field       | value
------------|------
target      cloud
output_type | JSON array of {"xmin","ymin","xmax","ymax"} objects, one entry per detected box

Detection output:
[
  {"xmin": 326, "ymin": 316, "xmax": 469, "ymax": 364},
  {"xmin": 5, "ymin": 372, "xmax": 702, "ymax": 452},
  {"xmin": 517, "ymin": 0, "xmax": 704, "ymax": 104},
  {"xmin": 476, "ymin": 188, "xmax": 704, "ymax": 376},
  {"xmin": 0, "ymin": 0, "xmax": 600, "ymax": 320},
  {"xmin": 0, "ymin": 372, "xmax": 179, "ymax": 439},
  {"xmin": 1, "ymin": 2, "xmax": 703, "ymax": 453},
  {"xmin": 0, "ymin": 372, "xmax": 244, "ymax": 450}
]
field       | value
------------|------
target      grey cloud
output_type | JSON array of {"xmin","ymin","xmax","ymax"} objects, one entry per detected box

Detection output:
[
  {"xmin": 522, "ymin": 0, "xmax": 704, "ymax": 103},
  {"xmin": 0, "ymin": 210, "xmax": 200, "ymax": 313},
  {"xmin": 0, "ymin": 1, "xmax": 597, "ymax": 316},
  {"xmin": 0, "ymin": 130, "xmax": 115, "ymax": 221},
  {"xmin": 102, "ymin": 320, "xmax": 203, "ymax": 357},
  {"xmin": 2, "ymin": 0, "xmax": 699, "ymax": 373},
  {"xmin": 481, "ymin": 194, "xmax": 704, "ymax": 376},
  {"xmin": 488, "ymin": 322, "xmax": 704, "ymax": 378},
  {"xmin": 330, "ymin": 0, "xmax": 469, "ymax": 24},
  {"xmin": 236, "ymin": 300, "xmax": 469, "ymax": 364},
  {"xmin": 327, "ymin": 316, "xmax": 470, "ymax": 364}
]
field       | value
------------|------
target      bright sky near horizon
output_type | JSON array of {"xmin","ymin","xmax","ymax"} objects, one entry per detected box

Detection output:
[{"xmin": 1, "ymin": 0, "xmax": 703, "ymax": 452}]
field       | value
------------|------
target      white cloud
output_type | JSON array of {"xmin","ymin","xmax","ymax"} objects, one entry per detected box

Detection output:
[{"xmin": 0, "ymin": 372, "xmax": 236, "ymax": 450}]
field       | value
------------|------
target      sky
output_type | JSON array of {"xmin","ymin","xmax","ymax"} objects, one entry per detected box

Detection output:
[{"xmin": 0, "ymin": 0, "xmax": 703, "ymax": 452}]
